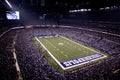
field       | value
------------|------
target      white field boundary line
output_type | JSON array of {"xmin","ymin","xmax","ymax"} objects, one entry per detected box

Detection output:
[{"xmin": 35, "ymin": 37, "xmax": 65, "ymax": 70}]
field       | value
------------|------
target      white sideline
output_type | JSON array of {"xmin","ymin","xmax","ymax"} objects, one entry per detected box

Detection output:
[{"xmin": 35, "ymin": 37, "xmax": 65, "ymax": 70}]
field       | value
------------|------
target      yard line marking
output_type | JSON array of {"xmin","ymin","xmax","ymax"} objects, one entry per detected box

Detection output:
[
  {"xmin": 45, "ymin": 39, "xmax": 58, "ymax": 49},
  {"xmin": 65, "ymin": 55, "xmax": 68, "ymax": 57}
]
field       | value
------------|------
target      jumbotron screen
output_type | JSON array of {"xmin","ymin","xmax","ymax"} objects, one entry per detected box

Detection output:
[{"xmin": 6, "ymin": 11, "xmax": 20, "ymax": 20}]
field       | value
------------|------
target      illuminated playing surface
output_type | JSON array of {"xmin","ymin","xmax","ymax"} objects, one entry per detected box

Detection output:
[{"xmin": 35, "ymin": 36, "xmax": 107, "ymax": 70}]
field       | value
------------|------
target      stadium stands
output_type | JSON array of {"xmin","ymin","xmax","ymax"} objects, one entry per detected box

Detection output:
[
  {"xmin": 0, "ymin": 26, "xmax": 120, "ymax": 80},
  {"xmin": 0, "ymin": 30, "xmax": 19, "ymax": 80},
  {"xmin": 1, "ymin": 0, "xmax": 120, "ymax": 79}
]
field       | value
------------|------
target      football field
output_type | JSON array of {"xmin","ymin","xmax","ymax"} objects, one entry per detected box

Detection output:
[{"xmin": 35, "ymin": 35, "xmax": 107, "ymax": 71}]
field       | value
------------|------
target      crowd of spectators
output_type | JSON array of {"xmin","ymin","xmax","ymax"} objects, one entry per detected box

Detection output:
[
  {"xmin": 0, "ymin": 30, "xmax": 19, "ymax": 80},
  {"xmin": 0, "ymin": 26, "xmax": 120, "ymax": 80}
]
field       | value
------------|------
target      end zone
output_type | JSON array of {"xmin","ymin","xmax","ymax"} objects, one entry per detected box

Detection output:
[{"xmin": 60, "ymin": 53, "xmax": 107, "ymax": 69}]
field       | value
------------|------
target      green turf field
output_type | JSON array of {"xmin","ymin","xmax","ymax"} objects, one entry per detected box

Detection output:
[{"xmin": 35, "ymin": 35, "xmax": 107, "ymax": 71}]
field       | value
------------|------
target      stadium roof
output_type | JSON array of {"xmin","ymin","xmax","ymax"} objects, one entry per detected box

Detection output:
[{"xmin": 0, "ymin": 0, "xmax": 120, "ymax": 13}]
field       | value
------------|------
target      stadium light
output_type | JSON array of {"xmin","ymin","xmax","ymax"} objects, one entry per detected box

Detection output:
[
  {"xmin": 5, "ymin": 0, "xmax": 12, "ymax": 9},
  {"xmin": 105, "ymin": 7, "xmax": 110, "ymax": 10},
  {"xmin": 80, "ymin": 9, "xmax": 84, "ymax": 12},
  {"xmin": 88, "ymin": 9, "xmax": 91, "ymax": 11}
]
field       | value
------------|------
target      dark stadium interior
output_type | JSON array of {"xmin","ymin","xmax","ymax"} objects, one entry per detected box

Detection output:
[{"xmin": 0, "ymin": 0, "xmax": 120, "ymax": 80}]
